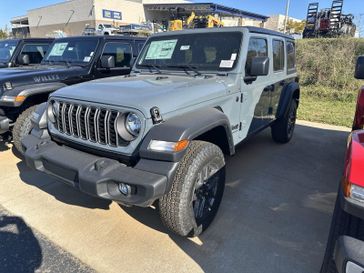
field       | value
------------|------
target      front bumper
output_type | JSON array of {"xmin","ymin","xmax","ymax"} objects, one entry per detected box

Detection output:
[
  {"xmin": 22, "ymin": 133, "xmax": 168, "ymax": 207},
  {"xmin": 340, "ymin": 188, "xmax": 364, "ymax": 221},
  {"xmin": 0, "ymin": 115, "xmax": 11, "ymax": 134},
  {"xmin": 335, "ymin": 236, "xmax": 364, "ymax": 273}
]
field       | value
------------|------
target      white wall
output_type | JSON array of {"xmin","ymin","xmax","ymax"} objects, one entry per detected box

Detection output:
[{"xmin": 28, "ymin": 0, "xmax": 95, "ymax": 28}]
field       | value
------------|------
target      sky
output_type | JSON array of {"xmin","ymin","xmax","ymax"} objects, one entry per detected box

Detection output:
[{"xmin": 0, "ymin": 0, "xmax": 363, "ymax": 29}]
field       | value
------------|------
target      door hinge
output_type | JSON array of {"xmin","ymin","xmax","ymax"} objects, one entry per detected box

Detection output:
[
  {"xmin": 239, "ymin": 122, "xmax": 242, "ymax": 131},
  {"xmin": 240, "ymin": 93, "xmax": 244, "ymax": 103}
]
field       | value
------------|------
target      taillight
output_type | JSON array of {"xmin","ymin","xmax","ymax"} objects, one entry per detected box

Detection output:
[
  {"xmin": 342, "ymin": 132, "xmax": 364, "ymax": 202},
  {"xmin": 353, "ymin": 87, "xmax": 364, "ymax": 130}
]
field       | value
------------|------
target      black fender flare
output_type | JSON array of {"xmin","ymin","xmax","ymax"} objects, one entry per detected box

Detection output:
[
  {"xmin": 139, "ymin": 107, "xmax": 235, "ymax": 162},
  {"xmin": 276, "ymin": 81, "xmax": 300, "ymax": 119},
  {"xmin": 13, "ymin": 83, "xmax": 67, "ymax": 106}
]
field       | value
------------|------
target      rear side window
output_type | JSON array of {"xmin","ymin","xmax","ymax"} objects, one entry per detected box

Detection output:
[
  {"xmin": 245, "ymin": 38, "xmax": 268, "ymax": 75},
  {"xmin": 287, "ymin": 41, "xmax": 296, "ymax": 71},
  {"xmin": 102, "ymin": 42, "xmax": 132, "ymax": 68},
  {"xmin": 20, "ymin": 43, "xmax": 49, "ymax": 64},
  {"xmin": 273, "ymin": 40, "xmax": 285, "ymax": 72}
]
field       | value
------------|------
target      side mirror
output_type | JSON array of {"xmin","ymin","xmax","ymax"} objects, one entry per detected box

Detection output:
[
  {"xmin": 101, "ymin": 55, "xmax": 115, "ymax": 68},
  {"xmin": 19, "ymin": 54, "xmax": 30, "ymax": 65},
  {"xmin": 355, "ymin": 56, "xmax": 364, "ymax": 80},
  {"xmin": 250, "ymin": 56, "xmax": 270, "ymax": 77}
]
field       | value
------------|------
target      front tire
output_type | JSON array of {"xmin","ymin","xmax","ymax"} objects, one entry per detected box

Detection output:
[
  {"xmin": 159, "ymin": 141, "xmax": 226, "ymax": 237},
  {"xmin": 13, "ymin": 105, "xmax": 37, "ymax": 155},
  {"xmin": 271, "ymin": 99, "xmax": 297, "ymax": 143}
]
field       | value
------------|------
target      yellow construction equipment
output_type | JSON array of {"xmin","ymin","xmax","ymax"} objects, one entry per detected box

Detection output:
[{"xmin": 168, "ymin": 12, "xmax": 224, "ymax": 31}]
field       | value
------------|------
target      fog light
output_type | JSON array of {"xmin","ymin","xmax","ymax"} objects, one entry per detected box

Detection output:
[
  {"xmin": 351, "ymin": 184, "xmax": 364, "ymax": 203},
  {"xmin": 118, "ymin": 183, "xmax": 131, "ymax": 196}
]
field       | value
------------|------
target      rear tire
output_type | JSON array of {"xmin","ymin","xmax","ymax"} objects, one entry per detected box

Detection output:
[
  {"xmin": 159, "ymin": 141, "xmax": 225, "ymax": 237},
  {"xmin": 271, "ymin": 99, "xmax": 297, "ymax": 143},
  {"xmin": 13, "ymin": 105, "xmax": 37, "ymax": 155}
]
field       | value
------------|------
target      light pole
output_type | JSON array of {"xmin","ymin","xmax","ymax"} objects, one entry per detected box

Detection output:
[{"xmin": 283, "ymin": 0, "xmax": 291, "ymax": 33}]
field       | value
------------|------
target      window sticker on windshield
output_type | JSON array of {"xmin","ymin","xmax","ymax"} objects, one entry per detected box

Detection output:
[
  {"xmin": 180, "ymin": 45, "xmax": 190, "ymax": 51},
  {"xmin": 231, "ymin": 53, "xmax": 237, "ymax": 61},
  {"xmin": 83, "ymin": 56, "xmax": 91, "ymax": 62},
  {"xmin": 220, "ymin": 60, "xmax": 235, "ymax": 68},
  {"xmin": 49, "ymin": 43, "xmax": 68, "ymax": 56},
  {"xmin": 145, "ymin": 39, "xmax": 178, "ymax": 60},
  {"xmin": 90, "ymin": 52, "xmax": 94, "ymax": 57}
]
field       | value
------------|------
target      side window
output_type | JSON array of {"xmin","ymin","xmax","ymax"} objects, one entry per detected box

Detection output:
[
  {"xmin": 20, "ymin": 44, "xmax": 49, "ymax": 64},
  {"xmin": 273, "ymin": 40, "xmax": 285, "ymax": 72},
  {"xmin": 245, "ymin": 37, "xmax": 268, "ymax": 75},
  {"xmin": 287, "ymin": 41, "xmax": 296, "ymax": 71},
  {"xmin": 102, "ymin": 42, "xmax": 132, "ymax": 68}
]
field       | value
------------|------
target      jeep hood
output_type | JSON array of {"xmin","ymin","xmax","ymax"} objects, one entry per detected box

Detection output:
[
  {"xmin": 0, "ymin": 65, "xmax": 85, "ymax": 86},
  {"xmin": 53, "ymin": 74, "xmax": 233, "ymax": 117}
]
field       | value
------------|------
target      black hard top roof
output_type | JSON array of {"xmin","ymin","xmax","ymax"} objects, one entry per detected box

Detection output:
[
  {"xmin": 0, "ymin": 37, "xmax": 54, "ymax": 42},
  {"xmin": 53, "ymin": 35, "xmax": 147, "ymax": 41}
]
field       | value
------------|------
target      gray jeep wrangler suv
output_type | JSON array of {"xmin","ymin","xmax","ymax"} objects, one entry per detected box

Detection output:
[{"xmin": 22, "ymin": 27, "xmax": 300, "ymax": 237}]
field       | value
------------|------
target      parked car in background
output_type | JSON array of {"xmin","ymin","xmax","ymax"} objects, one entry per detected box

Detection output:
[
  {"xmin": 0, "ymin": 38, "xmax": 53, "ymax": 68},
  {"xmin": 22, "ymin": 27, "xmax": 300, "ymax": 237},
  {"xmin": 96, "ymin": 24, "xmax": 119, "ymax": 35},
  {"xmin": 0, "ymin": 35, "xmax": 146, "ymax": 153},
  {"xmin": 320, "ymin": 56, "xmax": 364, "ymax": 273}
]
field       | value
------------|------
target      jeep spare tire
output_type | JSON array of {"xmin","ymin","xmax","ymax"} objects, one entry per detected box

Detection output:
[
  {"xmin": 159, "ymin": 141, "xmax": 226, "ymax": 237},
  {"xmin": 13, "ymin": 105, "xmax": 37, "ymax": 155}
]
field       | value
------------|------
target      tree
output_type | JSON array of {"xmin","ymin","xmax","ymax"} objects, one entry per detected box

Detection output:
[
  {"xmin": 286, "ymin": 20, "xmax": 306, "ymax": 34},
  {"xmin": 0, "ymin": 29, "xmax": 8, "ymax": 39}
]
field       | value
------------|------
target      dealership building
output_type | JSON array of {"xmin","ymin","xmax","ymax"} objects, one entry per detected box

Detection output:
[{"xmin": 10, "ymin": 0, "xmax": 268, "ymax": 37}]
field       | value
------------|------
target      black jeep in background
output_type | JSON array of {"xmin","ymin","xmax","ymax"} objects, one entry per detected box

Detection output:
[
  {"xmin": 0, "ymin": 38, "xmax": 54, "ymax": 68},
  {"xmin": 0, "ymin": 35, "xmax": 146, "ymax": 153}
]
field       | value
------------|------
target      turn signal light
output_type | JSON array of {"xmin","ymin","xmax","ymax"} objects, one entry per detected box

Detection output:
[
  {"xmin": 148, "ymin": 139, "xmax": 190, "ymax": 152},
  {"xmin": 15, "ymin": 95, "xmax": 26, "ymax": 102}
]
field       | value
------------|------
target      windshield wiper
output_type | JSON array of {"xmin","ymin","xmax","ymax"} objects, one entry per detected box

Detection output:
[
  {"xmin": 166, "ymin": 65, "xmax": 202, "ymax": 76},
  {"xmin": 139, "ymin": 64, "xmax": 162, "ymax": 74}
]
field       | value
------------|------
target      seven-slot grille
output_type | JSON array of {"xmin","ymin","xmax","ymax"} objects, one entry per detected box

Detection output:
[{"xmin": 53, "ymin": 100, "xmax": 127, "ymax": 147}]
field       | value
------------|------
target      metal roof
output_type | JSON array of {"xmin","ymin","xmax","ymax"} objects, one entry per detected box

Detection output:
[{"xmin": 143, "ymin": 2, "xmax": 269, "ymax": 21}]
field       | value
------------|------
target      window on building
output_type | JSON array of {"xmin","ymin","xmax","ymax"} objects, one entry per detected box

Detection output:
[
  {"xmin": 245, "ymin": 37, "xmax": 268, "ymax": 75},
  {"xmin": 287, "ymin": 41, "xmax": 296, "ymax": 71},
  {"xmin": 19, "ymin": 43, "xmax": 50, "ymax": 64},
  {"xmin": 273, "ymin": 40, "xmax": 285, "ymax": 72},
  {"xmin": 102, "ymin": 42, "xmax": 132, "ymax": 68}
]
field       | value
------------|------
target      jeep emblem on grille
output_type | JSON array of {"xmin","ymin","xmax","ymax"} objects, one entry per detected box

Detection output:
[{"xmin": 150, "ymin": 107, "xmax": 163, "ymax": 124}]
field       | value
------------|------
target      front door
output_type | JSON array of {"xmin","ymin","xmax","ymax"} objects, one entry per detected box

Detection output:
[
  {"xmin": 240, "ymin": 35, "xmax": 273, "ymax": 138},
  {"xmin": 95, "ymin": 42, "xmax": 133, "ymax": 79}
]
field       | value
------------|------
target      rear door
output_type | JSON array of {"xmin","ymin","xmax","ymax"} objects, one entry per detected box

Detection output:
[{"xmin": 270, "ymin": 38, "xmax": 287, "ymax": 117}]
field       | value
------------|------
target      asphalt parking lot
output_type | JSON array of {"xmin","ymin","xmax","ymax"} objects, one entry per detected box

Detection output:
[{"xmin": 0, "ymin": 121, "xmax": 350, "ymax": 273}]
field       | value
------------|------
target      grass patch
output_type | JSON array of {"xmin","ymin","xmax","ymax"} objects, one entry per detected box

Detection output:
[
  {"xmin": 295, "ymin": 38, "xmax": 364, "ymax": 127},
  {"xmin": 298, "ymin": 87, "xmax": 356, "ymax": 128}
]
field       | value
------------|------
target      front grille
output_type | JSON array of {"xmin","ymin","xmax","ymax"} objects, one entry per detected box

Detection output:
[{"xmin": 53, "ymin": 100, "xmax": 127, "ymax": 147}]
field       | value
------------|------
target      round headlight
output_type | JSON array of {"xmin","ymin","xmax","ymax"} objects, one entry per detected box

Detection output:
[
  {"xmin": 125, "ymin": 113, "xmax": 141, "ymax": 137},
  {"xmin": 116, "ymin": 112, "xmax": 142, "ymax": 141}
]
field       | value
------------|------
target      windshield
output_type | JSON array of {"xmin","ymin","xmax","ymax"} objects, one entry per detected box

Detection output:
[
  {"xmin": 43, "ymin": 39, "xmax": 98, "ymax": 65},
  {"xmin": 137, "ymin": 32, "xmax": 242, "ymax": 72},
  {"xmin": 0, "ymin": 40, "xmax": 18, "ymax": 62}
]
